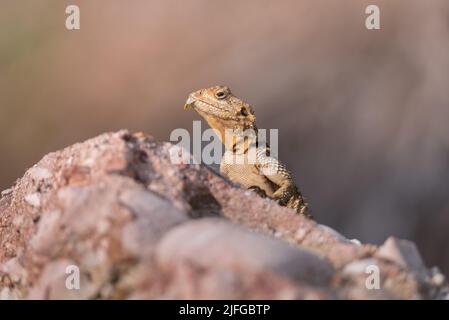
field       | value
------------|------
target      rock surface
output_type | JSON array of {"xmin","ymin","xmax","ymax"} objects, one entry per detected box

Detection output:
[{"xmin": 0, "ymin": 130, "xmax": 447, "ymax": 299}]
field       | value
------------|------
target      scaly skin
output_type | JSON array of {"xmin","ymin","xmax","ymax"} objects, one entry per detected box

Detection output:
[{"xmin": 184, "ymin": 85, "xmax": 312, "ymax": 219}]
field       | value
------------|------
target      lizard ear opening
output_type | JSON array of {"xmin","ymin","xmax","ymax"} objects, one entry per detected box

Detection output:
[{"xmin": 240, "ymin": 107, "xmax": 249, "ymax": 116}]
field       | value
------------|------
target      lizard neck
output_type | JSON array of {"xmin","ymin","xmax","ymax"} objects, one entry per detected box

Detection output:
[
  {"xmin": 226, "ymin": 127, "xmax": 263, "ymax": 155},
  {"xmin": 201, "ymin": 115, "xmax": 261, "ymax": 153}
]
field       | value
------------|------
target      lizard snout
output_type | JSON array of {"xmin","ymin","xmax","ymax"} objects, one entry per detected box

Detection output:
[{"xmin": 184, "ymin": 95, "xmax": 195, "ymax": 110}]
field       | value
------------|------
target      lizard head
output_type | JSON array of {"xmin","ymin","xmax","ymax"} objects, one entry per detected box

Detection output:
[{"xmin": 184, "ymin": 86, "xmax": 257, "ymax": 141}]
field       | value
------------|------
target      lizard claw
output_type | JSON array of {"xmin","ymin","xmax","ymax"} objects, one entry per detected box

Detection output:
[
  {"xmin": 249, "ymin": 186, "xmax": 267, "ymax": 198},
  {"xmin": 274, "ymin": 197, "xmax": 289, "ymax": 206}
]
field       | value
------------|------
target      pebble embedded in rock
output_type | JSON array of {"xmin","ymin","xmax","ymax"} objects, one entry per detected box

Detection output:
[
  {"xmin": 24, "ymin": 193, "xmax": 41, "ymax": 207},
  {"xmin": 28, "ymin": 166, "xmax": 52, "ymax": 181},
  {"xmin": 1, "ymin": 188, "xmax": 13, "ymax": 197}
]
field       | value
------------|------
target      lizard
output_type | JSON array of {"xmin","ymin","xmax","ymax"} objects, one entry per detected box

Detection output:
[{"xmin": 184, "ymin": 85, "xmax": 312, "ymax": 219}]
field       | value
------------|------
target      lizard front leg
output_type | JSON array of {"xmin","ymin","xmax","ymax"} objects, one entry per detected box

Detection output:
[
  {"xmin": 271, "ymin": 179, "xmax": 297, "ymax": 206},
  {"xmin": 256, "ymin": 147, "xmax": 295, "ymax": 202},
  {"xmin": 256, "ymin": 148, "xmax": 311, "ymax": 216}
]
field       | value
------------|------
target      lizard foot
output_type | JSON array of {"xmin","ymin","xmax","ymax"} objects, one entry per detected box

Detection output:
[
  {"xmin": 272, "ymin": 195, "xmax": 290, "ymax": 206},
  {"xmin": 249, "ymin": 186, "xmax": 267, "ymax": 198}
]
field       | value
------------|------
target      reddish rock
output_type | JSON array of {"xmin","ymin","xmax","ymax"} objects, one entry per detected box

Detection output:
[{"xmin": 0, "ymin": 130, "xmax": 447, "ymax": 299}]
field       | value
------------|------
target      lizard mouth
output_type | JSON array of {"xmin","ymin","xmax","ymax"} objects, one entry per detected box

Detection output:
[
  {"xmin": 184, "ymin": 94, "xmax": 246, "ymax": 124},
  {"xmin": 185, "ymin": 98, "xmax": 238, "ymax": 121}
]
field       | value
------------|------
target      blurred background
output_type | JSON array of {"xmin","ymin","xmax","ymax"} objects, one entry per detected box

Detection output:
[{"xmin": 1, "ymin": 0, "xmax": 449, "ymax": 274}]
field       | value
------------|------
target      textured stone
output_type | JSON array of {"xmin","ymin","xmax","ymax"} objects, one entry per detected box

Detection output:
[
  {"xmin": 119, "ymin": 189, "xmax": 188, "ymax": 255},
  {"xmin": 156, "ymin": 218, "xmax": 333, "ymax": 285},
  {"xmin": 0, "ymin": 131, "xmax": 446, "ymax": 299},
  {"xmin": 24, "ymin": 193, "xmax": 41, "ymax": 207}
]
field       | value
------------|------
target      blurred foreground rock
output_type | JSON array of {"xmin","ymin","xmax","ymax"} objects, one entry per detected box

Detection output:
[{"xmin": 0, "ymin": 131, "xmax": 447, "ymax": 299}]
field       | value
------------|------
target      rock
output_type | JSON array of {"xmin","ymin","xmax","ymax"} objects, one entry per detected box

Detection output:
[
  {"xmin": 119, "ymin": 189, "xmax": 188, "ymax": 255},
  {"xmin": 376, "ymin": 237, "xmax": 426, "ymax": 274},
  {"xmin": 0, "ymin": 287, "xmax": 21, "ymax": 300},
  {"xmin": 1, "ymin": 188, "xmax": 13, "ymax": 197},
  {"xmin": 156, "ymin": 218, "xmax": 333, "ymax": 285},
  {"xmin": 342, "ymin": 259, "xmax": 378, "ymax": 275},
  {"xmin": 24, "ymin": 193, "xmax": 41, "ymax": 207},
  {"xmin": 0, "ymin": 257, "xmax": 27, "ymax": 285},
  {"xmin": 0, "ymin": 130, "xmax": 447, "ymax": 299},
  {"xmin": 432, "ymin": 272, "xmax": 445, "ymax": 287},
  {"xmin": 27, "ymin": 259, "xmax": 98, "ymax": 299},
  {"xmin": 28, "ymin": 166, "xmax": 53, "ymax": 181}
]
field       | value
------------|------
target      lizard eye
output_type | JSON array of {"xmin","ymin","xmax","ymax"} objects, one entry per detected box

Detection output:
[
  {"xmin": 240, "ymin": 108, "xmax": 248, "ymax": 116},
  {"xmin": 215, "ymin": 90, "xmax": 227, "ymax": 99}
]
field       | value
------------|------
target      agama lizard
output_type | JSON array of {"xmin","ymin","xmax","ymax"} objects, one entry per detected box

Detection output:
[{"xmin": 184, "ymin": 85, "xmax": 312, "ymax": 219}]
